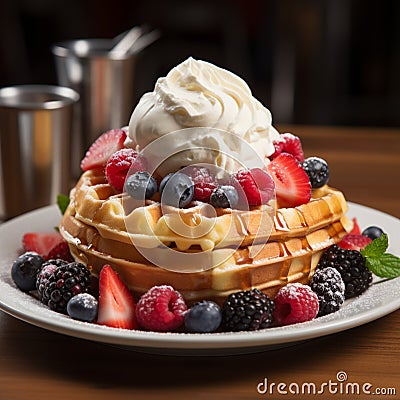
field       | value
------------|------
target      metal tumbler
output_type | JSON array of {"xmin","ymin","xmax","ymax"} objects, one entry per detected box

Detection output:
[
  {"xmin": 52, "ymin": 39, "xmax": 136, "ymax": 161},
  {"xmin": 0, "ymin": 85, "xmax": 79, "ymax": 219}
]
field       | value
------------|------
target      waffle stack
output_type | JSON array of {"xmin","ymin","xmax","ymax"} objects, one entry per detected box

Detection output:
[{"xmin": 59, "ymin": 168, "xmax": 352, "ymax": 305}]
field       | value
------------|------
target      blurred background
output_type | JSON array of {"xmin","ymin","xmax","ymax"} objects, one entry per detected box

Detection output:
[{"xmin": 1, "ymin": 0, "xmax": 399, "ymax": 127}]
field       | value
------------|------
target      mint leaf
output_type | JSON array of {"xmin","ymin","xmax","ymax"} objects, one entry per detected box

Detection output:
[
  {"xmin": 365, "ymin": 253, "xmax": 400, "ymax": 278},
  {"xmin": 361, "ymin": 234, "xmax": 400, "ymax": 278},
  {"xmin": 57, "ymin": 194, "xmax": 70, "ymax": 215},
  {"xmin": 361, "ymin": 233, "xmax": 388, "ymax": 258}
]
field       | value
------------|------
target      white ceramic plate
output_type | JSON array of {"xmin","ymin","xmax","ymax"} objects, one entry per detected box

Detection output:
[{"xmin": 0, "ymin": 203, "xmax": 399, "ymax": 355}]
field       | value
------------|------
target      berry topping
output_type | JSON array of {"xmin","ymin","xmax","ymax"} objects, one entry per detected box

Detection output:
[
  {"xmin": 187, "ymin": 166, "xmax": 218, "ymax": 203},
  {"xmin": 97, "ymin": 265, "xmax": 138, "ymax": 330},
  {"xmin": 11, "ymin": 252, "xmax": 44, "ymax": 292},
  {"xmin": 317, "ymin": 245, "xmax": 372, "ymax": 299},
  {"xmin": 221, "ymin": 288, "xmax": 274, "ymax": 332},
  {"xmin": 302, "ymin": 157, "xmax": 330, "ymax": 188},
  {"xmin": 46, "ymin": 241, "xmax": 74, "ymax": 263},
  {"xmin": 273, "ymin": 283, "xmax": 319, "ymax": 326},
  {"xmin": 22, "ymin": 232, "xmax": 66, "ymax": 260},
  {"xmin": 362, "ymin": 226, "xmax": 385, "ymax": 240},
  {"xmin": 105, "ymin": 148, "xmax": 147, "ymax": 191},
  {"xmin": 184, "ymin": 300, "xmax": 222, "ymax": 333},
  {"xmin": 67, "ymin": 293, "xmax": 99, "ymax": 323},
  {"xmin": 272, "ymin": 133, "xmax": 304, "ymax": 163},
  {"xmin": 310, "ymin": 267, "xmax": 345, "ymax": 317},
  {"xmin": 160, "ymin": 172, "xmax": 194, "ymax": 208},
  {"xmin": 338, "ymin": 234, "xmax": 372, "ymax": 251},
  {"xmin": 234, "ymin": 167, "xmax": 275, "ymax": 206},
  {"xmin": 80, "ymin": 129, "xmax": 127, "ymax": 171},
  {"xmin": 210, "ymin": 185, "xmax": 239, "ymax": 208},
  {"xmin": 135, "ymin": 285, "xmax": 187, "ymax": 332},
  {"xmin": 267, "ymin": 153, "xmax": 311, "ymax": 208},
  {"xmin": 125, "ymin": 171, "xmax": 158, "ymax": 200},
  {"xmin": 159, "ymin": 172, "xmax": 174, "ymax": 194},
  {"xmin": 36, "ymin": 259, "xmax": 67, "ymax": 299},
  {"xmin": 38, "ymin": 262, "xmax": 91, "ymax": 313}
]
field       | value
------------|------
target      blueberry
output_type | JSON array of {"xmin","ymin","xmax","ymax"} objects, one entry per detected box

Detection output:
[
  {"xmin": 160, "ymin": 172, "xmax": 194, "ymax": 208},
  {"xmin": 184, "ymin": 300, "xmax": 222, "ymax": 333},
  {"xmin": 159, "ymin": 173, "xmax": 174, "ymax": 194},
  {"xmin": 362, "ymin": 226, "xmax": 384, "ymax": 240},
  {"xmin": 302, "ymin": 157, "xmax": 330, "ymax": 188},
  {"xmin": 125, "ymin": 171, "xmax": 157, "ymax": 200},
  {"xmin": 210, "ymin": 185, "xmax": 239, "ymax": 208},
  {"xmin": 67, "ymin": 293, "xmax": 98, "ymax": 322},
  {"xmin": 11, "ymin": 252, "xmax": 45, "ymax": 291}
]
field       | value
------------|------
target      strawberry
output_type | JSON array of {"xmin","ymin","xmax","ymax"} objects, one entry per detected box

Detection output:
[
  {"xmin": 271, "ymin": 133, "xmax": 304, "ymax": 163},
  {"xmin": 349, "ymin": 217, "xmax": 361, "ymax": 235},
  {"xmin": 22, "ymin": 232, "xmax": 65, "ymax": 259},
  {"xmin": 80, "ymin": 129, "xmax": 127, "ymax": 171},
  {"xmin": 267, "ymin": 153, "xmax": 311, "ymax": 208},
  {"xmin": 338, "ymin": 234, "xmax": 372, "ymax": 251},
  {"xmin": 46, "ymin": 241, "xmax": 74, "ymax": 262},
  {"xmin": 97, "ymin": 265, "xmax": 138, "ymax": 330}
]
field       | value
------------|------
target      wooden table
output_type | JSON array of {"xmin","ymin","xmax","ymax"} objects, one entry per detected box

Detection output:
[{"xmin": 0, "ymin": 125, "xmax": 399, "ymax": 400}]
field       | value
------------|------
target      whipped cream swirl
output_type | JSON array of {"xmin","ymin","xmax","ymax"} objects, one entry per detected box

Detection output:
[{"xmin": 126, "ymin": 57, "xmax": 279, "ymax": 170}]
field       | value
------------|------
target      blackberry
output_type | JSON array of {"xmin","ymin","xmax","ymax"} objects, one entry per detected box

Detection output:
[
  {"xmin": 302, "ymin": 157, "xmax": 330, "ymax": 188},
  {"xmin": 310, "ymin": 267, "xmax": 345, "ymax": 316},
  {"xmin": 36, "ymin": 259, "xmax": 68, "ymax": 300},
  {"xmin": 39, "ymin": 262, "xmax": 91, "ymax": 313},
  {"xmin": 221, "ymin": 289, "xmax": 274, "ymax": 332},
  {"xmin": 317, "ymin": 245, "xmax": 372, "ymax": 299}
]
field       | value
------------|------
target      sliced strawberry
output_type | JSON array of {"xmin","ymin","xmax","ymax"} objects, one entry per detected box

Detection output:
[
  {"xmin": 338, "ymin": 234, "xmax": 372, "ymax": 251},
  {"xmin": 349, "ymin": 217, "xmax": 361, "ymax": 235},
  {"xmin": 271, "ymin": 133, "xmax": 304, "ymax": 163},
  {"xmin": 47, "ymin": 241, "xmax": 74, "ymax": 262},
  {"xmin": 97, "ymin": 265, "xmax": 137, "ymax": 330},
  {"xmin": 266, "ymin": 153, "xmax": 311, "ymax": 208},
  {"xmin": 80, "ymin": 129, "xmax": 127, "ymax": 171},
  {"xmin": 22, "ymin": 232, "xmax": 65, "ymax": 259}
]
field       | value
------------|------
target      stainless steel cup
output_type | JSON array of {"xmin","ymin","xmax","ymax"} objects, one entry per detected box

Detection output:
[
  {"xmin": 0, "ymin": 85, "xmax": 79, "ymax": 219},
  {"xmin": 52, "ymin": 39, "xmax": 136, "ymax": 159}
]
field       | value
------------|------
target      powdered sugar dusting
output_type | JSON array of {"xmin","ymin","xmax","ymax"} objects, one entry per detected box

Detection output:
[
  {"xmin": 279, "ymin": 282, "xmax": 306, "ymax": 299},
  {"xmin": 0, "ymin": 204, "xmax": 399, "ymax": 354}
]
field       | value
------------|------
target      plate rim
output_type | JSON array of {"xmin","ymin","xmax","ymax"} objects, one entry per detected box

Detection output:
[{"xmin": 0, "ymin": 203, "xmax": 399, "ymax": 352}]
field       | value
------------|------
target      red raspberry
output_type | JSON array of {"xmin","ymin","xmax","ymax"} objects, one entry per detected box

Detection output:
[
  {"xmin": 271, "ymin": 133, "xmax": 304, "ymax": 163},
  {"xmin": 337, "ymin": 234, "xmax": 372, "ymax": 251},
  {"xmin": 186, "ymin": 166, "xmax": 218, "ymax": 203},
  {"xmin": 135, "ymin": 285, "xmax": 187, "ymax": 331},
  {"xmin": 273, "ymin": 283, "xmax": 319, "ymax": 326},
  {"xmin": 234, "ymin": 167, "xmax": 275, "ymax": 206},
  {"xmin": 105, "ymin": 148, "xmax": 147, "ymax": 191}
]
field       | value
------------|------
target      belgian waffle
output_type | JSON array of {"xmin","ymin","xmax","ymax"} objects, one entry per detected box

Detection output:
[{"xmin": 59, "ymin": 169, "xmax": 352, "ymax": 304}]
